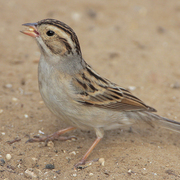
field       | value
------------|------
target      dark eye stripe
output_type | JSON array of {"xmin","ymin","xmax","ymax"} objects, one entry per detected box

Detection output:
[{"xmin": 38, "ymin": 19, "xmax": 81, "ymax": 55}]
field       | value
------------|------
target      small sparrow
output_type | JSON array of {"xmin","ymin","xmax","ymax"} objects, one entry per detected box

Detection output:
[{"xmin": 21, "ymin": 19, "xmax": 180, "ymax": 168}]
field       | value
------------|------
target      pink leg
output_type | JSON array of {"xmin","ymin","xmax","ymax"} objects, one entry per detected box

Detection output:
[{"xmin": 74, "ymin": 137, "xmax": 102, "ymax": 168}]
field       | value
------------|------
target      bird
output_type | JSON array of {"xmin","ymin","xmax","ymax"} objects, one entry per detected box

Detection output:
[{"xmin": 21, "ymin": 18, "xmax": 180, "ymax": 168}]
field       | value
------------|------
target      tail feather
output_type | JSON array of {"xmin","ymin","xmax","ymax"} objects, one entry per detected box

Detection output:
[
  {"xmin": 126, "ymin": 111, "xmax": 180, "ymax": 132},
  {"xmin": 153, "ymin": 114, "xmax": 180, "ymax": 132}
]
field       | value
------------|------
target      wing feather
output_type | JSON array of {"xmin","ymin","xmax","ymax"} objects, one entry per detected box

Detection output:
[{"xmin": 71, "ymin": 66, "xmax": 156, "ymax": 112}]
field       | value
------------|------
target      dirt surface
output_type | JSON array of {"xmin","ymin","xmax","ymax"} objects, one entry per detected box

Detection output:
[{"xmin": 1, "ymin": 0, "xmax": 180, "ymax": 179}]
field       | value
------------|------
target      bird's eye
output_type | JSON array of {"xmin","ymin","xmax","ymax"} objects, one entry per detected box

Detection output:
[{"xmin": 46, "ymin": 30, "xmax": 55, "ymax": 36}]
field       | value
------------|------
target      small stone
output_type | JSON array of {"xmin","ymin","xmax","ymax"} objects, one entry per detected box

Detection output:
[
  {"xmin": 87, "ymin": 9, "xmax": 97, "ymax": 19},
  {"xmin": 24, "ymin": 114, "xmax": 28, "ymax": 118},
  {"xmin": 25, "ymin": 169, "xmax": 37, "ymax": 178},
  {"xmin": 165, "ymin": 169, "xmax": 174, "ymax": 175},
  {"xmin": 128, "ymin": 86, "xmax": 136, "ymax": 91},
  {"xmin": 99, "ymin": 158, "xmax": 105, "ymax": 166},
  {"xmin": 89, "ymin": 173, "xmax": 93, "ymax": 176},
  {"xmin": 55, "ymin": 170, "xmax": 61, "ymax": 174},
  {"xmin": 6, "ymin": 154, "xmax": 12, "ymax": 160},
  {"xmin": 5, "ymin": 84, "xmax": 12, "ymax": 88},
  {"xmin": 69, "ymin": 151, "xmax": 76, "ymax": 155},
  {"xmin": 45, "ymin": 164, "xmax": 54, "ymax": 169},
  {"xmin": 47, "ymin": 141, "xmax": 54, "ymax": 148},
  {"xmin": 0, "ymin": 159, "xmax": 5, "ymax": 166},
  {"xmin": 1, "ymin": 132, "xmax": 5, "ymax": 135},
  {"xmin": 38, "ymin": 130, "xmax": 45, "ymax": 135},
  {"xmin": 66, "ymin": 157, "xmax": 71, "ymax": 161},
  {"xmin": 12, "ymin": 97, "xmax": 18, "ymax": 102},
  {"xmin": 71, "ymin": 12, "xmax": 81, "ymax": 21},
  {"xmin": 109, "ymin": 52, "xmax": 119, "ymax": 59},
  {"xmin": 32, "ymin": 157, "xmax": 38, "ymax": 162},
  {"xmin": 0, "ymin": 109, "xmax": 3, "ymax": 114},
  {"xmin": 72, "ymin": 173, "xmax": 77, "ymax": 177},
  {"xmin": 71, "ymin": 137, "xmax": 77, "ymax": 141},
  {"xmin": 128, "ymin": 169, "xmax": 132, "ymax": 175},
  {"xmin": 87, "ymin": 162, "xmax": 92, "ymax": 166},
  {"xmin": 157, "ymin": 26, "xmax": 166, "ymax": 34},
  {"xmin": 170, "ymin": 82, "xmax": 180, "ymax": 89}
]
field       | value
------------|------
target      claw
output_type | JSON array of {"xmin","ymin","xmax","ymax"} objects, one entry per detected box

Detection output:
[
  {"xmin": 74, "ymin": 159, "xmax": 86, "ymax": 170},
  {"xmin": 74, "ymin": 158, "xmax": 99, "ymax": 170}
]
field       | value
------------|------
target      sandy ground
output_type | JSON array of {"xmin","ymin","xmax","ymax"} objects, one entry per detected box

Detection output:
[{"xmin": 1, "ymin": 0, "xmax": 180, "ymax": 179}]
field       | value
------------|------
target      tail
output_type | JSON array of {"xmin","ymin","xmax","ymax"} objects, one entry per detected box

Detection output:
[
  {"xmin": 126, "ymin": 111, "xmax": 180, "ymax": 133},
  {"xmin": 151, "ymin": 113, "xmax": 180, "ymax": 132}
]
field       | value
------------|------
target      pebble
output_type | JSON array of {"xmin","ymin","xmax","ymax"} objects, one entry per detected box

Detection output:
[
  {"xmin": 6, "ymin": 154, "xmax": 12, "ymax": 160},
  {"xmin": 128, "ymin": 169, "xmax": 132, "ymax": 174},
  {"xmin": 87, "ymin": 162, "xmax": 92, "ymax": 166},
  {"xmin": 39, "ymin": 101, "xmax": 44, "ymax": 104},
  {"xmin": 47, "ymin": 141, "xmax": 54, "ymax": 148},
  {"xmin": 25, "ymin": 169, "xmax": 37, "ymax": 178},
  {"xmin": 5, "ymin": 84, "xmax": 12, "ymax": 88},
  {"xmin": 71, "ymin": 12, "xmax": 81, "ymax": 21},
  {"xmin": 0, "ymin": 158, "xmax": 5, "ymax": 166},
  {"xmin": 170, "ymin": 82, "xmax": 180, "ymax": 89},
  {"xmin": 89, "ymin": 173, "xmax": 93, "ymax": 176},
  {"xmin": 62, "ymin": 150, "xmax": 66, "ymax": 153},
  {"xmin": 99, "ymin": 158, "xmax": 105, "ymax": 166},
  {"xmin": 32, "ymin": 157, "xmax": 38, "ymax": 162},
  {"xmin": 72, "ymin": 173, "xmax": 77, "ymax": 177},
  {"xmin": 38, "ymin": 130, "xmax": 45, "ymax": 135},
  {"xmin": 71, "ymin": 137, "xmax": 77, "ymax": 141},
  {"xmin": 69, "ymin": 151, "xmax": 76, "ymax": 155},
  {"xmin": 12, "ymin": 97, "xmax": 18, "ymax": 102},
  {"xmin": 0, "ymin": 109, "xmax": 3, "ymax": 114},
  {"xmin": 24, "ymin": 114, "xmax": 28, "ymax": 118},
  {"xmin": 87, "ymin": 9, "xmax": 97, "ymax": 19},
  {"xmin": 1, "ymin": 132, "xmax": 5, "ymax": 135},
  {"xmin": 128, "ymin": 86, "xmax": 136, "ymax": 91},
  {"xmin": 45, "ymin": 164, "xmax": 55, "ymax": 169}
]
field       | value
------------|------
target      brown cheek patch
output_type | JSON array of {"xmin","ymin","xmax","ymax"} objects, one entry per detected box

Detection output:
[
  {"xmin": 56, "ymin": 36, "xmax": 72, "ymax": 54},
  {"xmin": 44, "ymin": 39, "xmax": 66, "ymax": 55}
]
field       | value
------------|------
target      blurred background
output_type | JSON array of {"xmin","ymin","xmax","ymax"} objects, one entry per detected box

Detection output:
[{"xmin": 1, "ymin": 0, "xmax": 180, "ymax": 179}]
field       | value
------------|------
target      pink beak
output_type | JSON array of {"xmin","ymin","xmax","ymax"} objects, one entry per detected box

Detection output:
[{"xmin": 21, "ymin": 22, "xmax": 39, "ymax": 38}]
